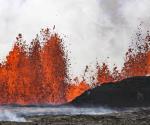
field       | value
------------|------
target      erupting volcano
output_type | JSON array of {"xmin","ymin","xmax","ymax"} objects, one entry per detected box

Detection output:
[{"xmin": 0, "ymin": 28, "xmax": 150, "ymax": 105}]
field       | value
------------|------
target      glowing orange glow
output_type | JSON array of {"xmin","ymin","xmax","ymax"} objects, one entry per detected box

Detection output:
[
  {"xmin": 96, "ymin": 31, "xmax": 150, "ymax": 84},
  {"xmin": 96, "ymin": 63, "xmax": 113, "ymax": 84},
  {"xmin": 0, "ymin": 29, "xmax": 150, "ymax": 105},
  {"xmin": 66, "ymin": 81, "xmax": 90, "ymax": 102},
  {"xmin": 0, "ymin": 30, "xmax": 70, "ymax": 105}
]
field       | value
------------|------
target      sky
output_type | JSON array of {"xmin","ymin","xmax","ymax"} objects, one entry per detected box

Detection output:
[{"xmin": 0, "ymin": 0, "xmax": 150, "ymax": 77}]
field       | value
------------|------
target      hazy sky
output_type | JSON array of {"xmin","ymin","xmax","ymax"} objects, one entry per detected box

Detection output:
[{"xmin": 0, "ymin": 0, "xmax": 150, "ymax": 77}]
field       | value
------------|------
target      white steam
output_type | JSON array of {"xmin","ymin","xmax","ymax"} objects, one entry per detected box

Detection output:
[
  {"xmin": 0, "ymin": 0, "xmax": 150, "ymax": 77},
  {"xmin": 0, "ymin": 108, "xmax": 25, "ymax": 122},
  {"xmin": 0, "ymin": 106, "xmax": 116, "ymax": 122}
]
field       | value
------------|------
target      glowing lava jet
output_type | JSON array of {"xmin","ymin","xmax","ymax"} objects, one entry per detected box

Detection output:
[
  {"xmin": 0, "ymin": 29, "xmax": 71, "ymax": 105},
  {"xmin": 0, "ymin": 29, "xmax": 150, "ymax": 105},
  {"xmin": 96, "ymin": 30, "xmax": 150, "ymax": 85}
]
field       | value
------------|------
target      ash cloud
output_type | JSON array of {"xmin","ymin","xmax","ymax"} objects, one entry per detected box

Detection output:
[{"xmin": 0, "ymin": 0, "xmax": 150, "ymax": 77}]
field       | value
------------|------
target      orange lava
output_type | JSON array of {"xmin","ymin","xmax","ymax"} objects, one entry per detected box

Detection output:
[
  {"xmin": 0, "ymin": 30, "xmax": 69, "ymax": 105},
  {"xmin": 66, "ymin": 81, "xmax": 90, "ymax": 102},
  {"xmin": 96, "ymin": 30, "xmax": 150, "ymax": 84},
  {"xmin": 0, "ymin": 28, "xmax": 150, "ymax": 105}
]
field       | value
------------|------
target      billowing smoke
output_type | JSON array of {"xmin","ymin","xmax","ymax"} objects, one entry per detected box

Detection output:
[{"xmin": 0, "ymin": 0, "xmax": 150, "ymax": 77}]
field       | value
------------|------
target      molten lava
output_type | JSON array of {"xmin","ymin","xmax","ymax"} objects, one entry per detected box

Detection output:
[
  {"xmin": 0, "ymin": 28, "xmax": 150, "ymax": 105},
  {"xmin": 66, "ymin": 81, "xmax": 90, "ymax": 102},
  {"xmin": 96, "ymin": 30, "xmax": 150, "ymax": 84},
  {"xmin": 0, "ymin": 30, "xmax": 70, "ymax": 105}
]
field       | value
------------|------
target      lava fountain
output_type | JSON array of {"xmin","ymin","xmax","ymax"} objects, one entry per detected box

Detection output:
[{"xmin": 0, "ymin": 28, "xmax": 150, "ymax": 105}]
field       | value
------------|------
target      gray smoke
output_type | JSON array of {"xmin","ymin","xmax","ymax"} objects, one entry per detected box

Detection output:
[
  {"xmin": 0, "ymin": 0, "xmax": 150, "ymax": 78},
  {"xmin": 0, "ymin": 106, "xmax": 116, "ymax": 122},
  {"xmin": 0, "ymin": 107, "xmax": 26, "ymax": 122}
]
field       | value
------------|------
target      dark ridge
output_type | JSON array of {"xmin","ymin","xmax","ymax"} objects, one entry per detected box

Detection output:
[{"xmin": 68, "ymin": 76, "xmax": 150, "ymax": 107}]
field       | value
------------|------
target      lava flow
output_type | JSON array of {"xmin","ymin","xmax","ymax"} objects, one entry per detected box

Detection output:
[{"xmin": 0, "ymin": 28, "xmax": 150, "ymax": 105}]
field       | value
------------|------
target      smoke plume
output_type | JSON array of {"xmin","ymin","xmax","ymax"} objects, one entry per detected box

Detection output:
[
  {"xmin": 0, "ymin": 106, "xmax": 115, "ymax": 121},
  {"xmin": 0, "ymin": 0, "xmax": 150, "ymax": 77}
]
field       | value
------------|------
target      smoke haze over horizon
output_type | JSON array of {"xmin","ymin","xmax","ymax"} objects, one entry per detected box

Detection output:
[
  {"xmin": 0, "ymin": 0, "xmax": 150, "ymax": 77},
  {"xmin": 0, "ymin": 106, "xmax": 115, "ymax": 122}
]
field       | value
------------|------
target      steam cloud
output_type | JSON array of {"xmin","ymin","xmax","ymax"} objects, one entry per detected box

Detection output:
[
  {"xmin": 0, "ymin": 0, "xmax": 150, "ymax": 76},
  {"xmin": 0, "ymin": 107, "xmax": 26, "ymax": 122},
  {"xmin": 0, "ymin": 106, "xmax": 115, "ymax": 122}
]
